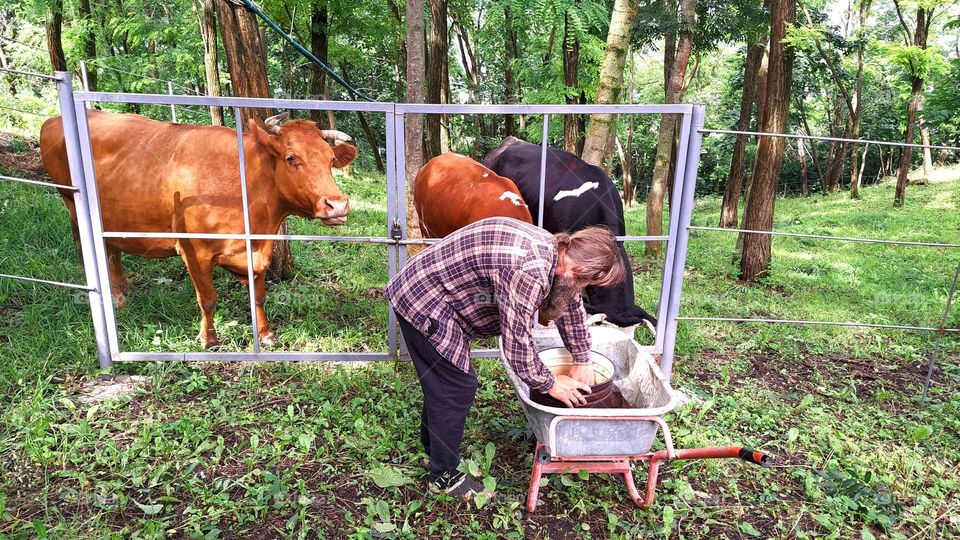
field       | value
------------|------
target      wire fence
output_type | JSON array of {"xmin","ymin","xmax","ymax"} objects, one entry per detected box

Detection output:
[
  {"xmin": 82, "ymin": 60, "xmax": 201, "ymax": 96},
  {"xmin": 0, "ymin": 66, "xmax": 955, "ymax": 402}
]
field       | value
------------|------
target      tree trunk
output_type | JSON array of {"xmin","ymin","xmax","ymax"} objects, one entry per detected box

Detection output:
[
  {"xmin": 387, "ymin": 0, "xmax": 406, "ymax": 100},
  {"xmin": 0, "ymin": 38, "xmax": 16, "ymax": 96},
  {"xmin": 644, "ymin": 0, "xmax": 693, "ymax": 256},
  {"xmin": 894, "ymin": 76, "xmax": 922, "ymax": 206},
  {"xmin": 79, "ymin": 0, "xmax": 98, "ymax": 90},
  {"xmin": 847, "ymin": 0, "xmax": 869, "ymax": 199},
  {"xmin": 406, "ymin": 0, "xmax": 427, "ymax": 242},
  {"xmin": 45, "ymin": 0, "xmax": 67, "ymax": 73},
  {"xmin": 562, "ymin": 12, "xmax": 581, "ymax": 154},
  {"xmin": 616, "ymin": 134, "xmax": 632, "ymax": 206},
  {"xmin": 798, "ymin": 135, "xmax": 809, "ymax": 196},
  {"xmin": 581, "ymin": 0, "xmax": 639, "ymax": 166},
  {"xmin": 198, "ymin": 0, "xmax": 223, "ymax": 125},
  {"xmin": 720, "ymin": 41, "xmax": 764, "ymax": 227},
  {"xmin": 920, "ymin": 111, "xmax": 933, "ymax": 177},
  {"xmin": 893, "ymin": 2, "xmax": 929, "ymax": 207},
  {"xmin": 341, "ymin": 63, "xmax": 385, "ymax": 174},
  {"xmin": 215, "ymin": 0, "xmax": 292, "ymax": 280},
  {"xmin": 425, "ymin": 0, "xmax": 449, "ymax": 159},
  {"xmin": 740, "ymin": 0, "xmax": 796, "ymax": 281},
  {"xmin": 215, "ymin": 0, "xmax": 273, "ymax": 127},
  {"xmin": 503, "ymin": 5, "xmax": 519, "ymax": 137},
  {"xmin": 308, "ymin": 2, "xmax": 329, "ymax": 126},
  {"xmin": 854, "ymin": 143, "xmax": 868, "ymax": 193},
  {"xmin": 623, "ymin": 48, "xmax": 636, "ymax": 207}
]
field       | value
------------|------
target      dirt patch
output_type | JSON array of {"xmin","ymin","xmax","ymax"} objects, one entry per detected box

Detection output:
[
  {"xmin": 72, "ymin": 374, "xmax": 152, "ymax": 405},
  {"xmin": 0, "ymin": 133, "xmax": 45, "ymax": 179},
  {"xmin": 686, "ymin": 349, "xmax": 936, "ymax": 403}
]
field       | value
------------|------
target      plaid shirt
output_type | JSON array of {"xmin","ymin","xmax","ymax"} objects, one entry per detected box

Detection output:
[{"xmin": 386, "ymin": 217, "xmax": 592, "ymax": 392}]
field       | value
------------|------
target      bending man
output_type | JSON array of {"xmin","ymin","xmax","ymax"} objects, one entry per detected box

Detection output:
[{"xmin": 385, "ymin": 217, "xmax": 625, "ymax": 500}]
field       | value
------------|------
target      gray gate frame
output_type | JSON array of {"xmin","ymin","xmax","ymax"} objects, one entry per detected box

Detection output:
[{"xmin": 48, "ymin": 73, "xmax": 703, "ymax": 379}]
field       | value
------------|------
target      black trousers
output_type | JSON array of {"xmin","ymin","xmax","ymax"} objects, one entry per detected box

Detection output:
[{"xmin": 397, "ymin": 315, "xmax": 478, "ymax": 482}]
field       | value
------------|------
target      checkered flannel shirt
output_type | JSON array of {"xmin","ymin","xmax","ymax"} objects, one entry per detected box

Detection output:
[{"xmin": 386, "ymin": 217, "xmax": 592, "ymax": 392}]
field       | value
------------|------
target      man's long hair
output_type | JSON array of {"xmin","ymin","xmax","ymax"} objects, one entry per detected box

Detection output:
[{"xmin": 554, "ymin": 226, "xmax": 626, "ymax": 288}]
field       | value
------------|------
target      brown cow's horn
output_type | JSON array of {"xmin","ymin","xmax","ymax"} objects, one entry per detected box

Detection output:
[
  {"xmin": 320, "ymin": 130, "xmax": 353, "ymax": 142},
  {"xmin": 263, "ymin": 112, "xmax": 290, "ymax": 134}
]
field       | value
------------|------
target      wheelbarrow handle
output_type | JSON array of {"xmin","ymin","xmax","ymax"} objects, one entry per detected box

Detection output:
[
  {"xmin": 737, "ymin": 447, "xmax": 772, "ymax": 468},
  {"xmin": 657, "ymin": 446, "xmax": 772, "ymax": 467}
]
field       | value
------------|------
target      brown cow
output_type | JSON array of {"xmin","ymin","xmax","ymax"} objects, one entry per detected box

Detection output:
[
  {"xmin": 414, "ymin": 153, "xmax": 532, "ymax": 238},
  {"xmin": 40, "ymin": 110, "xmax": 356, "ymax": 348}
]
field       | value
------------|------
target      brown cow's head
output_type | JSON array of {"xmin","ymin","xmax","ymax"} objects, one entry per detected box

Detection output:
[{"xmin": 250, "ymin": 114, "xmax": 356, "ymax": 225}]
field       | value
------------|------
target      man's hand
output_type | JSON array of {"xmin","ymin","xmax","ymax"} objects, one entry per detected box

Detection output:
[
  {"xmin": 568, "ymin": 363, "xmax": 595, "ymax": 386},
  {"xmin": 547, "ymin": 375, "xmax": 592, "ymax": 408}
]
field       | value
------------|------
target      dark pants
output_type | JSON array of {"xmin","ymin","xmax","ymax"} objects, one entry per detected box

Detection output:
[{"xmin": 397, "ymin": 316, "xmax": 478, "ymax": 482}]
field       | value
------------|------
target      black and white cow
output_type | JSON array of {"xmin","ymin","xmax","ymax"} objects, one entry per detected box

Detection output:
[{"xmin": 482, "ymin": 136, "xmax": 657, "ymax": 330}]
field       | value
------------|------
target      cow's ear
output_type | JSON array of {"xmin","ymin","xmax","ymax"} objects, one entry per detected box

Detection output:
[
  {"xmin": 332, "ymin": 143, "xmax": 357, "ymax": 168},
  {"xmin": 250, "ymin": 119, "xmax": 282, "ymax": 156}
]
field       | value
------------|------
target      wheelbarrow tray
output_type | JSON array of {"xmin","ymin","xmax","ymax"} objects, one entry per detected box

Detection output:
[{"xmin": 499, "ymin": 326, "xmax": 682, "ymax": 459}]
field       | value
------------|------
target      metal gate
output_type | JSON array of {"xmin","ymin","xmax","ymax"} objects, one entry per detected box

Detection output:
[{"xmin": 35, "ymin": 73, "xmax": 702, "ymax": 378}]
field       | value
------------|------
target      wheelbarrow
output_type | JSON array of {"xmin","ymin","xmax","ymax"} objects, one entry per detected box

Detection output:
[{"xmin": 500, "ymin": 326, "xmax": 770, "ymax": 512}]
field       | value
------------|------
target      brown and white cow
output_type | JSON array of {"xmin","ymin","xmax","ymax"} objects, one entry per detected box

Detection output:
[
  {"xmin": 413, "ymin": 152, "xmax": 532, "ymax": 238},
  {"xmin": 40, "ymin": 110, "xmax": 356, "ymax": 348}
]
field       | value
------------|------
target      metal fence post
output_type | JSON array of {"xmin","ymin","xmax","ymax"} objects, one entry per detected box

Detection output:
[
  {"xmin": 168, "ymin": 81, "xmax": 178, "ymax": 122},
  {"xmin": 385, "ymin": 107, "xmax": 399, "ymax": 358},
  {"xmin": 537, "ymin": 115, "xmax": 549, "ymax": 228},
  {"xmin": 392, "ymin": 109, "xmax": 408, "ymax": 358},
  {"xmin": 233, "ymin": 107, "xmax": 261, "ymax": 352},
  {"xmin": 55, "ymin": 71, "xmax": 113, "ymax": 372},
  {"xmin": 655, "ymin": 108, "xmax": 694, "ymax": 350},
  {"xmin": 79, "ymin": 62, "xmax": 91, "ymax": 109},
  {"xmin": 659, "ymin": 104, "xmax": 705, "ymax": 379}
]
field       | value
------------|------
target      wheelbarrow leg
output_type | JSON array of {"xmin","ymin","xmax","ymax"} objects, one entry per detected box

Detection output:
[
  {"xmin": 623, "ymin": 466, "xmax": 644, "ymax": 508},
  {"xmin": 527, "ymin": 443, "xmax": 545, "ymax": 512}
]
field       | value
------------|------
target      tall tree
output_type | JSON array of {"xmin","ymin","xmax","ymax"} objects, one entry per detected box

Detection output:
[
  {"xmin": 720, "ymin": 41, "xmax": 765, "ymax": 227},
  {"xmin": 79, "ymin": 0, "xmax": 97, "ymax": 90},
  {"xmin": 386, "ymin": 0, "xmax": 406, "ymax": 99},
  {"xmin": 562, "ymin": 10, "xmax": 583, "ymax": 154},
  {"xmin": 504, "ymin": 5, "xmax": 520, "ymax": 137},
  {"xmin": 196, "ymin": 0, "xmax": 223, "ymax": 125},
  {"xmin": 644, "ymin": 0, "xmax": 694, "ymax": 255},
  {"xmin": 581, "ymin": 0, "xmax": 639, "ymax": 166},
  {"xmin": 45, "ymin": 0, "xmax": 67, "ymax": 73},
  {"xmin": 740, "ymin": 0, "xmax": 796, "ymax": 280},
  {"xmin": 406, "ymin": 0, "xmax": 427, "ymax": 241},
  {"xmin": 848, "ymin": 0, "xmax": 871, "ymax": 199},
  {"xmin": 892, "ymin": 0, "xmax": 933, "ymax": 207},
  {"xmin": 308, "ymin": 0, "xmax": 330, "ymax": 127},
  {"xmin": 214, "ymin": 0, "xmax": 291, "ymax": 279},
  {"xmin": 425, "ymin": 0, "xmax": 449, "ymax": 159}
]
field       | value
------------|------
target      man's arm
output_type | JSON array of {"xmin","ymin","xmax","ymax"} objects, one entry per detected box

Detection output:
[
  {"xmin": 496, "ymin": 269, "xmax": 555, "ymax": 393},
  {"xmin": 555, "ymin": 297, "xmax": 592, "ymax": 364}
]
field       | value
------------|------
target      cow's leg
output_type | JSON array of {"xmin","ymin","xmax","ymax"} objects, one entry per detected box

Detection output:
[
  {"xmin": 181, "ymin": 256, "xmax": 220, "ymax": 348},
  {"xmin": 253, "ymin": 271, "xmax": 276, "ymax": 346},
  {"xmin": 108, "ymin": 245, "xmax": 131, "ymax": 295},
  {"xmin": 104, "ymin": 246, "xmax": 130, "ymax": 309}
]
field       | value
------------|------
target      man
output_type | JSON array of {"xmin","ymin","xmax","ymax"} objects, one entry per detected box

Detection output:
[{"xmin": 385, "ymin": 217, "xmax": 626, "ymax": 500}]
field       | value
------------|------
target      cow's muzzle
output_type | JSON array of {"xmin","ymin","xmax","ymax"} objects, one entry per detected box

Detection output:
[{"xmin": 318, "ymin": 196, "xmax": 349, "ymax": 225}]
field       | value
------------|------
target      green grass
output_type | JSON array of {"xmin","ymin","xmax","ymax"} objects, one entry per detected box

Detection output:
[{"xmin": 1, "ymin": 159, "xmax": 958, "ymax": 538}]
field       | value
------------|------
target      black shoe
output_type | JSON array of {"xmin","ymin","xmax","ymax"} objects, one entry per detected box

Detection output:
[{"xmin": 428, "ymin": 471, "xmax": 487, "ymax": 501}]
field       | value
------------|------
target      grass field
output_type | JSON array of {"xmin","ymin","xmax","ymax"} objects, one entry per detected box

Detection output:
[{"xmin": 1, "ymin": 135, "xmax": 958, "ymax": 539}]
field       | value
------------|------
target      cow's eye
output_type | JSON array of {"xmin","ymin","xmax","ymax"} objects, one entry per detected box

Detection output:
[{"xmin": 285, "ymin": 154, "xmax": 299, "ymax": 166}]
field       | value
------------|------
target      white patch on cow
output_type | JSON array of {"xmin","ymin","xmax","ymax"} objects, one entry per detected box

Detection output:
[
  {"xmin": 499, "ymin": 191, "xmax": 527, "ymax": 207},
  {"xmin": 553, "ymin": 181, "xmax": 599, "ymax": 201},
  {"xmin": 482, "ymin": 172, "xmax": 489, "ymax": 177}
]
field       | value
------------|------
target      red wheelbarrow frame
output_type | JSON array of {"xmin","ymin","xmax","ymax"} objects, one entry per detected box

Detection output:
[{"xmin": 526, "ymin": 415, "xmax": 771, "ymax": 512}]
